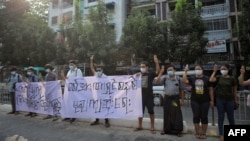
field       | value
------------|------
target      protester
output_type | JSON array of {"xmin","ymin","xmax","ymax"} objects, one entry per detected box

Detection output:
[
  {"xmin": 3, "ymin": 66, "xmax": 22, "ymax": 115},
  {"xmin": 182, "ymin": 64, "xmax": 214, "ymax": 139},
  {"xmin": 61, "ymin": 60, "xmax": 83, "ymax": 123},
  {"xmin": 89, "ymin": 55, "xmax": 110, "ymax": 128},
  {"xmin": 41, "ymin": 64, "xmax": 58, "ymax": 121},
  {"xmin": 134, "ymin": 55, "xmax": 160, "ymax": 134},
  {"xmin": 24, "ymin": 66, "xmax": 39, "ymax": 117},
  {"xmin": 238, "ymin": 65, "xmax": 250, "ymax": 86},
  {"xmin": 156, "ymin": 64, "xmax": 184, "ymax": 137},
  {"xmin": 209, "ymin": 64, "xmax": 238, "ymax": 141}
]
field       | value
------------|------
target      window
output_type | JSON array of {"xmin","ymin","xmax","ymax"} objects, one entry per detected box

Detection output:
[
  {"xmin": 88, "ymin": 0, "xmax": 97, "ymax": 3},
  {"xmin": 62, "ymin": 0, "xmax": 73, "ymax": 9},
  {"xmin": 52, "ymin": 0, "xmax": 59, "ymax": 9},
  {"xmin": 204, "ymin": 18, "xmax": 228, "ymax": 31},
  {"xmin": 52, "ymin": 16, "xmax": 58, "ymax": 25},
  {"xmin": 63, "ymin": 11, "xmax": 73, "ymax": 23},
  {"xmin": 156, "ymin": 1, "xmax": 167, "ymax": 21}
]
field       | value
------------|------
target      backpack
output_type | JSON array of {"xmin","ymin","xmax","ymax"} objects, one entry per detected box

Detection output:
[{"xmin": 10, "ymin": 74, "xmax": 21, "ymax": 90}]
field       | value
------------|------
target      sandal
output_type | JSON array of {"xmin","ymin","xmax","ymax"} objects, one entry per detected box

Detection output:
[
  {"xmin": 134, "ymin": 127, "xmax": 143, "ymax": 131},
  {"xmin": 195, "ymin": 134, "xmax": 200, "ymax": 139},
  {"xmin": 150, "ymin": 128, "xmax": 156, "ymax": 134},
  {"xmin": 177, "ymin": 133, "xmax": 183, "ymax": 137},
  {"xmin": 200, "ymin": 134, "xmax": 207, "ymax": 139}
]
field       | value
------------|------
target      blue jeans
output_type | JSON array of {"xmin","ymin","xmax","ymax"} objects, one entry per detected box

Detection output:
[
  {"xmin": 191, "ymin": 100, "xmax": 210, "ymax": 124},
  {"xmin": 216, "ymin": 97, "xmax": 235, "ymax": 136}
]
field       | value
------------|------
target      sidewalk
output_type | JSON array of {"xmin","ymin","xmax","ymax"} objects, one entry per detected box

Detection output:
[{"xmin": 0, "ymin": 103, "xmax": 219, "ymax": 138}]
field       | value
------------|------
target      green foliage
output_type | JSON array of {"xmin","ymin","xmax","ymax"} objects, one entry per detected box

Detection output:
[
  {"xmin": 0, "ymin": 0, "xmax": 56, "ymax": 66},
  {"xmin": 239, "ymin": 0, "xmax": 250, "ymax": 65},
  {"xmin": 121, "ymin": 9, "xmax": 168, "ymax": 64},
  {"xmin": 169, "ymin": 0, "xmax": 207, "ymax": 66}
]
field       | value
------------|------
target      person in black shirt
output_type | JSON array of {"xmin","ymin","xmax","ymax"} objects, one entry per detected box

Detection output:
[{"xmin": 134, "ymin": 55, "xmax": 160, "ymax": 134}]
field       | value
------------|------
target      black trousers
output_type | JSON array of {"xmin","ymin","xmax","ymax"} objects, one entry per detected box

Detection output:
[{"xmin": 10, "ymin": 92, "xmax": 16, "ymax": 112}]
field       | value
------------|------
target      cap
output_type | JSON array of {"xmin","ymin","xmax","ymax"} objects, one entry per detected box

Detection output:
[{"xmin": 27, "ymin": 66, "xmax": 35, "ymax": 72}]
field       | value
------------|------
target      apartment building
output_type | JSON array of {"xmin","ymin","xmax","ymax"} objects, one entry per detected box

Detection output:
[
  {"xmin": 48, "ymin": 0, "xmax": 128, "ymax": 42},
  {"xmin": 131, "ymin": 0, "xmax": 242, "ymax": 73}
]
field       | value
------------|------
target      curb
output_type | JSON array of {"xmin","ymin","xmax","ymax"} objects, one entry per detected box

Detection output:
[{"xmin": 0, "ymin": 103, "xmax": 219, "ymax": 136}]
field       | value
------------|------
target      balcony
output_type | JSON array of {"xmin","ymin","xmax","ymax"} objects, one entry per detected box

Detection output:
[
  {"xmin": 131, "ymin": 0, "xmax": 155, "ymax": 7},
  {"xmin": 201, "ymin": 4, "xmax": 229, "ymax": 18},
  {"xmin": 204, "ymin": 30, "xmax": 231, "ymax": 41}
]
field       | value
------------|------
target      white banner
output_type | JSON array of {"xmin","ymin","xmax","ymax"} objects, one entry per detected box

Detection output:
[
  {"xmin": 206, "ymin": 40, "xmax": 227, "ymax": 53},
  {"xmin": 61, "ymin": 75, "xmax": 142, "ymax": 119},
  {"xmin": 15, "ymin": 81, "xmax": 62, "ymax": 116}
]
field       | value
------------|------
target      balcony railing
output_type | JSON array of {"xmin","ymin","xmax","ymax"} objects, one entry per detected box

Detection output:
[
  {"xmin": 204, "ymin": 30, "xmax": 231, "ymax": 41},
  {"xmin": 131, "ymin": 0, "xmax": 155, "ymax": 6},
  {"xmin": 201, "ymin": 4, "xmax": 229, "ymax": 18}
]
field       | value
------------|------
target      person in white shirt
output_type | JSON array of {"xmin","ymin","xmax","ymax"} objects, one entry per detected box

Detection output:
[
  {"xmin": 89, "ymin": 55, "xmax": 110, "ymax": 128},
  {"xmin": 61, "ymin": 60, "xmax": 83, "ymax": 123}
]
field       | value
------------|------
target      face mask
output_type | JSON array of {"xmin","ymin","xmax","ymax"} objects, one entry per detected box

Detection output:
[
  {"xmin": 11, "ymin": 71, "xmax": 16, "ymax": 75},
  {"xmin": 27, "ymin": 72, "xmax": 31, "ymax": 75},
  {"xmin": 167, "ymin": 71, "xmax": 174, "ymax": 76},
  {"xmin": 195, "ymin": 70, "xmax": 203, "ymax": 75},
  {"xmin": 69, "ymin": 65, "xmax": 74, "ymax": 70},
  {"xmin": 140, "ymin": 68, "xmax": 146, "ymax": 73},
  {"xmin": 96, "ymin": 71, "xmax": 103, "ymax": 77},
  {"xmin": 220, "ymin": 70, "xmax": 228, "ymax": 75},
  {"xmin": 45, "ymin": 68, "xmax": 50, "ymax": 73}
]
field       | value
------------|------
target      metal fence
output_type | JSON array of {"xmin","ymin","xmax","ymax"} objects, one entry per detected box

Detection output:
[
  {"xmin": 0, "ymin": 89, "xmax": 10, "ymax": 104},
  {"xmin": 1, "ymin": 88, "xmax": 250, "ymax": 124}
]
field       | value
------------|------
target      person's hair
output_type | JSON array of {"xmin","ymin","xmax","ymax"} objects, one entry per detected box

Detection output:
[
  {"xmin": 45, "ymin": 64, "xmax": 53, "ymax": 70},
  {"xmin": 166, "ymin": 64, "xmax": 176, "ymax": 70},
  {"xmin": 221, "ymin": 63, "xmax": 230, "ymax": 70},
  {"xmin": 69, "ymin": 60, "xmax": 77, "ymax": 64},
  {"xmin": 140, "ymin": 61, "xmax": 148, "ymax": 67},
  {"xmin": 10, "ymin": 66, "xmax": 17, "ymax": 71},
  {"xmin": 194, "ymin": 64, "xmax": 204, "ymax": 71}
]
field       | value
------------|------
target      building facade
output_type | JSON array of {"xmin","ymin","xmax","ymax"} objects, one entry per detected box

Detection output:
[
  {"xmin": 48, "ymin": 0, "xmax": 128, "ymax": 42},
  {"xmin": 131, "ymin": 0, "xmax": 242, "ymax": 74}
]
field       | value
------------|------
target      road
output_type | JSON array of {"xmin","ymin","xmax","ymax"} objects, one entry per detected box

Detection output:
[{"xmin": 0, "ymin": 110, "xmax": 220, "ymax": 141}]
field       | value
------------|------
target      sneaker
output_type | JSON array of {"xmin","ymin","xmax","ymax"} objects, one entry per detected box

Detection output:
[
  {"xmin": 25, "ymin": 113, "xmax": 32, "ymax": 117},
  {"xmin": 62, "ymin": 118, "xmax": 70, "ymax": 121},
  {"xmin": 70, "ymin": 118, "xmax": 76, "ymax": 124},
  {"xmin": 43, "ymin": 115, "xmax": 52, "ymax": 120},
  {"xmin": 31, "ymin": 113, "xmax": 37, "ymax": 117},
  {"xmin": 14, "ymin": 112, "xmax": 20, "ymax": 115},
  {"xmin": 105, "ymin": 122, "xmax": 110, "ymax": 128},
  {"xmin": 7, "ymin": 112, "xmax": 15, "ymax": 114},
  {"xmin": 90, "ymin": 121, "xmax": 99, "ymax": 126},
  {"xmin": 52, "ymin": 117, "xmax": 58, "ymax": 121}
]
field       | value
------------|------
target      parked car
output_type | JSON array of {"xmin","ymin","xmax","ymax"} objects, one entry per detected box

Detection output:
[{"xmin": 152, "ymin": 84, "xmax": 164, "ymax": 106}]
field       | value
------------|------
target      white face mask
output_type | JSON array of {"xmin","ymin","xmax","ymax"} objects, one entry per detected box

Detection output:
[
  {"xmin": 27, "ymin": 72, "xmax": 32, "ymax": 75},
  {"xmin": 45, "ymin": 69, "xmax": 50, "ymax": 73},
  {"xmin": 140, "ymin": 68, "xmax": 146, "ymax": 73},
  {"xmin": 167, "ymin": 71, "xmax": 174, "ymax": 76},
  {"xmin": 11, "ymin": 71, "xmax": 16, "ymax": 75},
  {"xmin": 220, "ymin": 70, "xmax": 228, "ymax": 75},
  {"xmin": 195, "ymin": 70, "xmax": 203, "ymax": 75}
]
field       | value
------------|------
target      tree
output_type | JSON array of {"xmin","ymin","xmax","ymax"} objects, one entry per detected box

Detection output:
[
  {"xmin": 0, "ymin": 0, "xmax": 56, "ymax": 66},
  {"xmin": 239, "ymin": 0, "xmax": 250, "ymax": 66},
  {"xmin": 121, "ymin": 8, "xmax": 168, "ymax": 65},
  {"xmin": 0, "ymin": 0, "xmax": 30, "ymax": 65},
  {"xmin": 169, "ymin": 0, "xmax": 207, "ymax": 67},
  {"xmin": 26, "ymin": 0, "xmax": 50, "ymax": 22}
]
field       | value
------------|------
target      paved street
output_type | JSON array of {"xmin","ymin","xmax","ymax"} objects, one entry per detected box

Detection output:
[
  {"xmin": 1, "ymin": 97, "xmax": 250, "ymax": 141},
  {"xmin": 0, "ymin": 111, "xmax": 220, "ymax": 141},
  {"xmin": 0, "ymin": 103, "xmax": 222, "ymax": 141}
]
